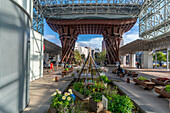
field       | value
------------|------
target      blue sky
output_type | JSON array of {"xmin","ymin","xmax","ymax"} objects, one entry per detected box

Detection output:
[{"xmin": 44, "ymin": 19, "xmax": 139, "ymax": 50}]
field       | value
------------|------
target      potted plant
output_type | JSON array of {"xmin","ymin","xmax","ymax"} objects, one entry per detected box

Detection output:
[
  {"xmin": 72, "ymin": 82, "xmax": 92, "ymax": 100},
  {"xmin": 89, "ymin": 92, "xmax": 103, "ymax": 112},
  {"xmin": 49, "ymin": 89, "xmax": 74, "ymax": 113},
  {"xmin": 133, "ymin": 76, "xmax": 149, "ymax": 85},
  {"xmin": 151, "ymin": 77, "xmax": 170, "ymax": 86},
  {"xmin": 155, "ymin": 85, "xmax": 170, "ymax": 98},
  {"xmin": 134, "ymin": 76, "xmax": 155, "ymax": 90},
  {"xmin": 106, "ymin": 94, "xmax": 135, "ymax": 113}
]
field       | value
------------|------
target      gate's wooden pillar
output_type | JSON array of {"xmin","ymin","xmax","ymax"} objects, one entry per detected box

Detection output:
[
  {"xmin": 60, "ymin": 36, "xmax": 77, "ymax": 63},
  {"xmin": 102, "ymin": 27, "xmax": 123, "ymax": 64},
  {"xmin": 59, "ymin": 26, "xmax": 79, "ymax": 63}
]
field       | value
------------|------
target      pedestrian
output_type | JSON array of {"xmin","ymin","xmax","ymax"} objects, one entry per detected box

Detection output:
[
  {"xmin": 50, "ymin": 62, "xmax": 54, "ymax": 72},
  {"xmin": 61, "ymin": 61, "xmax": 64, "ymax": 69},
  {"xmin": 137, "ymin": 61, "xmax": 140, "ymax": 69},
  {"xmin": 46, "ymin": 60, "xmax": 51, "ymax": 72},
  {"xmin": 117, "ymin": 65, "xmax": 123, "ymax": 76}
]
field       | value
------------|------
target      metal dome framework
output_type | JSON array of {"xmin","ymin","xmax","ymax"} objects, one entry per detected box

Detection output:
[
  {"xmin": 32, "ymin": 0, "xmax": 146, "ymax": 34},
  {"xmin": 32, "ymin": 0, "xmax": 146, "ymax": 63}
]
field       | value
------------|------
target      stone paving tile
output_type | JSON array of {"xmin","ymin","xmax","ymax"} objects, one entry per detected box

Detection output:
[{"xmin": 22, "ymin": 68, "xmax": 73, "ymax": 113}]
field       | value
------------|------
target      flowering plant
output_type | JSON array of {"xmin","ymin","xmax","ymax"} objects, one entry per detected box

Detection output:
[
  {"xmin": 50, "ymin": 89, "xmax": 74, "ymax": 111},
  {"xmin": 165, "ymin": 85, "xmax": 170, "ymax": 93},
  {"xmin": 137, "ymin": 76, "xmax": 148, "ymax": 81},
  {"xmin": 156, "ymin": 78, "xmax": 170, "ymax": 82}
]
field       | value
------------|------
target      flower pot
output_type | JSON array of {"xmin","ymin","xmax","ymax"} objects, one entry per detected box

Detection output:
[
  {"xmin": 133, "ymin": 78, "xmax": 154, "ymax": 90},
  {"xmin": 154, "ymin": 86, "xmax": 163, "ymax": 95},
  {"xmin": 161, "ymin": 88, "xmax": 170, "ymax": 99},
  {"xmin": 151, "ymin": 78, "xmax": 170, "ymax": 86},
  {"xmin": 89, "ymin": 98, "xmax": 103, "ymax": 113}
]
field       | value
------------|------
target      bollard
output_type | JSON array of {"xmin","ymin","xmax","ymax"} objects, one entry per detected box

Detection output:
[
  {"xmin": 127, "ymin": 78, "xmax": 130, "ymax": 83},
  {"xmin": 55, "ymin": 76, "xmax": 58, "ymax": 82},
  {"xmin": 62, "ymin": 73, "xmax": 64, "ymax": 78}
]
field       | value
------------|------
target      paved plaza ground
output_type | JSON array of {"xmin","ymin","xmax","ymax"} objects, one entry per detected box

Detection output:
[
  {"xmin": 23, "ymin": 68, "xmax": 73, "ymax": 113},
  {"xmin": 23, "ymin": 67, "xmax": 170, "ymax": 113},
  {"xmin": 105, "ymin": 67, "xmax": 170, "ymax": 113}
]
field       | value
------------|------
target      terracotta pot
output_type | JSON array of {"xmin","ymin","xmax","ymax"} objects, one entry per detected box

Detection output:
[{"xmin": 127, "ymin": 78, "xmax": 130, "ymax": 83}]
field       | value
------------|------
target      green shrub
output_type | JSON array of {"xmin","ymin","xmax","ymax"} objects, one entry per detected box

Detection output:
[
  {"xmin": 91, "ymin": 92, "xmax": 103, "ymax": 102},
  {"xmin": 65, "ymin": 68, "xmax": 69, "ymax": 71},
  {"xmin": 137, "ymin": 76, "xmax": 148, "ymax": 81},
  {"xmin": 100, "ymin": 75, "xmax": 111, "ymax": 83},
  {"xmin": 165, "ymin": 85, "xmax": 170, "ymax": 93},
  {"xmin": 108, "ymin": 94, "xmax": 135, "ymax": 113}
]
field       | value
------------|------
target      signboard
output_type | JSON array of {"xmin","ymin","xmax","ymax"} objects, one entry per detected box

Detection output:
[{"xmin": 102, "ymin": 95, "xmax": 108, "ymax": 110}]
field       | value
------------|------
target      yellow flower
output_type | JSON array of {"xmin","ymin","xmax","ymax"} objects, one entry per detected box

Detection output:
[
  {"xmin": 67, "ymin": 97, "xmax": 71, "ymax": 101},
  {"xmin": 51, "ymin": 92, "xmax": 57, "ymax": 96},
  {"xmin": 68, "ymin": 89, "xmax": 72, "ymax": 93},
  {"xmin": 64, "ymin": 92, "xmax": 68, "ymax": 96},
  {"xmin": 58, "ymin": 91, "xmax": 61, "ymax": 94},
  {"xmin": 56, "ymin": 89, "xmax": 59, "ymax": 92},
  {"xmin": 93, "ymin": 89, "xmax": 95, "ymax": 91},
  {"xmin": 62, "ymin": 96, "xmax": 66, "ymax": 100}
]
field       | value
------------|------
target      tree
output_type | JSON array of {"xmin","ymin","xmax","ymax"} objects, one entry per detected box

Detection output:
[
  {"xmin": 153, "ymin": 52, "xmax": 167, "ymax": 62},
  {"xmin": 81, "ymin": 54, "xmax": 85, "ymax": 60},
  {"xmin": 95, "ymin": 50, "xmax": 106, "ymax": 65},
  {"xmin": 74, "ymin": 50, "xmax": 81, "ymax": 64}
]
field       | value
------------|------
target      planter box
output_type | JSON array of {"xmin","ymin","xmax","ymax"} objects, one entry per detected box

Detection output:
[
  {"xmin": 89, "ymin": 98, "xmax": 103, "ymax": 113},
  {"xmin": 47, "ymin": 106, "xmax": 57, "ymax": 113},
  {"xmin": 154, "ymin": 86, "xmax": 163, "ymax": 94},
  {"xmin": 151, "ymin": 78, "xmax": 170, "ymax": 86},
  {"xmin": 161, "ymin": 89, "xmax": 170, "ymax": 98},
  {"xmin": 131, "ymin": 73, "xmax": 138, "ymax": 77},
  {"xmin": 72, "ymin": 88, "xmax": 91, "ymax": 101},
  {"xmin": 154, "ymin": 86, "xmax": 170, "ymax": 98},
  {"xmin": 133, "ymin": 78, "xmax": 155, "ymax": 90}
]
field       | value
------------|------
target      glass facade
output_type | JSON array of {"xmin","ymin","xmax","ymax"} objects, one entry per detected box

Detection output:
[{"xmin": 139, "ymin": 0, "xmax": 170, "ymax": 39}]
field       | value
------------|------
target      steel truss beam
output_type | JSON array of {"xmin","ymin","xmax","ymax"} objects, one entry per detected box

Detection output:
[{"xmin": 139, "ymin": 0, "xmax": 170, "ymax": 39}]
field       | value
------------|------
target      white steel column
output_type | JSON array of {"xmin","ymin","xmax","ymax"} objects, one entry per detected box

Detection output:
[
  {"xmin": 45, "ymin": 53, "xmax": 49, "ymax": 62},
  {"xmin": 130, "ymin": 54, "xmax": 136, "ymax": 67},
  {"xmin": 142, "ymin": 51, "xmax": 153, "ymax": 69},
  {"xmin": 122, "ymin": 56, "xmax": 126, "ymax": 66},
  {"xmin": 167, "ymin": 48, "xmax": 169, "ymax": 70},
  {"xmin": 155, "ymin": 51, "xmax": 157, "ymax": 68}
]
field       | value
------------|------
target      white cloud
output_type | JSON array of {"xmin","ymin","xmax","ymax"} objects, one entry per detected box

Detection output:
[
  {"xmin": 123, "ymin": 32, "xmax": 139, "ymax": 44},
  {"xmin": 44, "ymin": 35, "xmax": 62, "ymax": 47},
  {"xmin": 78, "ymin": 37, "xmax": 103, "ymax": 50},
  {"xmin": 44, "ymin": 35, "xmax": 56, "ymax": 40}
]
